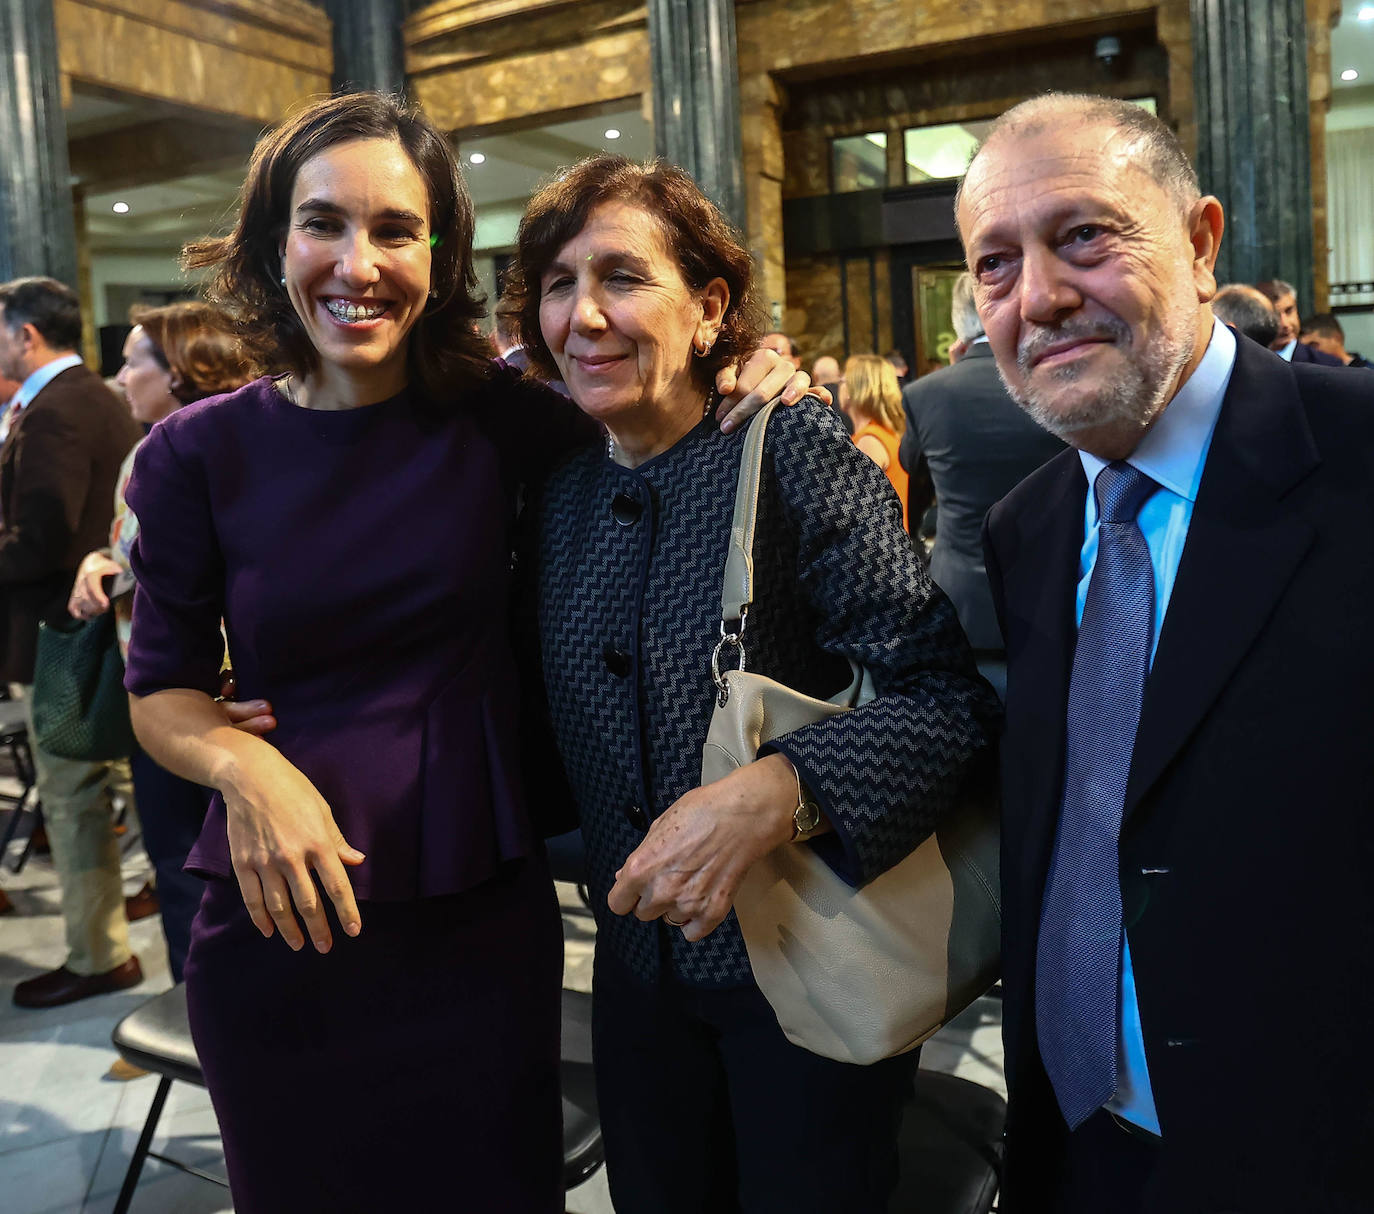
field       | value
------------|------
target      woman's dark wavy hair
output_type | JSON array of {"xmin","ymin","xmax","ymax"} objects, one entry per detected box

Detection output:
[
  {"xmin": 504, "ymin": 155, "xmax": 764, "ymax": 391},
  {"xmin": 183, "ymin": 92, "xmax": 490, "ymax": 401},
  {"xmin": 130, "ymin": 301, "xmax": 260, "ymax": 404}
]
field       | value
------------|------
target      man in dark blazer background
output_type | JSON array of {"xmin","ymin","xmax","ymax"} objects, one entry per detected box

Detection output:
[
  {"xmin": 1255, "ymin": 277, "xmax": 1344, "ymax": 366},
  {"xmin": 899, "ymin": 271, "xmax": 1063, "ymax": 676},
  {"xmin": 964, "ymin": 96, "xmax": 1374, "ymax": 1211},
  {"xmin": 0, "ymin": 278, "xmax": 145, "ymax": 1009}
]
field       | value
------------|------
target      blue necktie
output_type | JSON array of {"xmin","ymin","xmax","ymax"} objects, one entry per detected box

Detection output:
[{"xmin": 1036, "ymin": 460, "xmax": 1158, "ymax": 1131}]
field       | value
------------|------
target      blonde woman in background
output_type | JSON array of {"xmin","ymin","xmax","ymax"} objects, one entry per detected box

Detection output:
[{"xmin": 841, "ymin": 353, "xmax": 909, "ymax": 530}]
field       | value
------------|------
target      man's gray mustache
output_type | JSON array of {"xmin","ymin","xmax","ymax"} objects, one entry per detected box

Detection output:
[{"xmin": 1017, "ymin": 322, "xmax": 1129, "ymax": 372}]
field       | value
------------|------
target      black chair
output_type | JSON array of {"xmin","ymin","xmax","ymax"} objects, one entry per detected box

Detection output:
[
  {"xmin": 0, "ymin": 698, "xmax": 41, "ymax": 874},
  {"xmin": 110, "ymin": 984, "xmax": 605, "ymax": 1212},
  {"xmin": 891, "ymin": 1069, "xmax": 1006, "ymax": 1213}
]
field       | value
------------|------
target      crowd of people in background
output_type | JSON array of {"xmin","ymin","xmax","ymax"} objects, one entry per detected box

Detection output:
[{"xmin": 1, "ymin": 85, "xmax": 1371, "ymax": 1214}]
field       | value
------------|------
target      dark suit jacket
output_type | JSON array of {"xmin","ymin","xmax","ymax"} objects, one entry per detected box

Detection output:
[
  {"xmin": 984, "ymin": 336, "xmax": 1374, "ymax": 1212},
  {"xmin": 0, "ymin": 363, "xmax": 141, "ymax": 682},
  {"xmin": 1288, "ymin": 340, "xmax": 1344, "ymax": 367},
  {"xmin": 900, "ymin": 344, "xmax": 1063, "ymax": 649}
]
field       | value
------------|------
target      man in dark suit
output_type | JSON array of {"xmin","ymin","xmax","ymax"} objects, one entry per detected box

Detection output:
[
  {"xmin": 1300, "ymin": 311, "xmax": 1371, "ymax": 368},
  {"xmin": 899, "ymin": 271, "xmax": 1063, "ymax": 674},
  {"xmin": 1255, "ymin": 278, "xmax": 1343, "ymax": 366},
  {"xmin": 0, "ymin": 278, "xmax": 145, "ymax": 1009},
  {"xmin": 964, "ymin": 95, "xmax": 1374, "ymax": 1211}
]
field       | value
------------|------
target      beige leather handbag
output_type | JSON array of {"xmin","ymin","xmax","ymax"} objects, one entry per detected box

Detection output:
[{"xmin": 700, "ymin": 402, "xmax": 1001, "ymax": 1065}]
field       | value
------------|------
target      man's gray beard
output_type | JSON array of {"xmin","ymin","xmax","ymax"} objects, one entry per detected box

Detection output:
[{"xmin": 1003, "ymin": 315, "xmax": 1193, "ymax": 444}]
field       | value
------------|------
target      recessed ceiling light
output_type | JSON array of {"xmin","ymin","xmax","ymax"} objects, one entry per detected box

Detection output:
[
  {"xmin": 604, "ymin": 128, "xmax": 621, "ymax": 140},
  {"xmin": 469, "ymin": 152, "xmax": 486, "ymax": 165},
  {"xmin": 112, "ymin": 201, "xmax": 130, "ymax": 214},
  {"xmin": 1342, "ymin": 68, "xmax": 1360, "ymax": 81},
  {"xmin": 1359, "ymin": 5, "xmax": 1374, "ymax": 20}
]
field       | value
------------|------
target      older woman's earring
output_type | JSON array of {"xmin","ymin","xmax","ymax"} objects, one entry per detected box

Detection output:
[
  {"xmin": 694, "ymin": 338, "xmax": 713, "ymax": 358},
  {"xmin": 280, "ymin": 272, "xmax": 286, "ymax": 286}
]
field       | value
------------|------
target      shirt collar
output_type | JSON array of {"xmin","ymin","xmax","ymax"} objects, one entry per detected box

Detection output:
[
  {"xmin": 1078, "ymin": 317, "xmax": 1236, "ymax": 505},
  {"xmin": 970, "ymin": 335, "xmax": 989, "ymax": 347},
  {"xmin": 11, "ymin": 354, "xmax": 83, "ymax": 414},
  {"xmin": 1276, "ymin": 338, "xmax": 1296, "ymax": 362}
]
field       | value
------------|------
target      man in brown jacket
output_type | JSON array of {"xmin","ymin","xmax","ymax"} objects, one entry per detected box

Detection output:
[{"xmin": 0, "ymin": 278, "xmax": 146, "ymax": 1008}]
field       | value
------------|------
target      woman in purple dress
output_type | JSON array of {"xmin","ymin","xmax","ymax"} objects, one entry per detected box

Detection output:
[{"xmin": 124, "ymin": 93, "xmax": 810, "ymax": 1213}]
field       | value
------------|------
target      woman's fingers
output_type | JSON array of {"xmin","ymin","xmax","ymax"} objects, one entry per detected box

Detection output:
[
  {"xmin": 284, "ymin": 863, "xmax": 333, "ymax": 953},
  {"xmin": 257, "ymin": 866, "xmax": 306, "ymax": 951},
  {"xmin": 220, "ymin": 698, "xmax": 276, "ymax": 735},
  {"xmin": 317, "ymin": 848, "xmax": 363, "ymax": 938},
  {"xmin": 234, "ymin": 867, "xmax": 275, "ymax": 940}
]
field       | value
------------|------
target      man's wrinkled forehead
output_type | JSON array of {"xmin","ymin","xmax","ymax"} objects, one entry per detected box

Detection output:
[{"xmin": 959, "ymin": 121, "xmax": 1146, "ymax": 238}]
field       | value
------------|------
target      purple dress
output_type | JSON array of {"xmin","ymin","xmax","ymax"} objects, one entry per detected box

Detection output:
[{"xmin": 124, "ymin": 375, "xmax": 580, "ymax": 1212}]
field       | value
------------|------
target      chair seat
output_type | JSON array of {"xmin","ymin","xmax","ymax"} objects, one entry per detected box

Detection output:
[
  {"xmin": 112, "ymin": 983, "xmax": 204, "ymax": 1088},
  {"xmin": 891, "ymin": 1070, "xmax": 1006, "ymax": 1214}
]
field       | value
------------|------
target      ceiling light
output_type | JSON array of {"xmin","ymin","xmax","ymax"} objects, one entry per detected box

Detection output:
[
  {"xmin": 112, "ymin": 201, "xmax": 130, "ymax": 214},
  {"xmin": 469, "ymin": 152, "xmax": 486, "ymax": 165},
  {"xmin": 1359, "ymin": 5, "xmax": 1374, "ymax": 20},
  {"xmin": 604, "ymin": 128, "xmax": 621, "ymax": 140},
  {"xmin": 1342, "ymin": 68, "xmax": 1359, "ymax": 81}
]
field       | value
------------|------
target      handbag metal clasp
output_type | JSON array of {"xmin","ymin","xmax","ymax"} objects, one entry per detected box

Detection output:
[{"xmin": 710, "ymin": 609, "xmax": 748, "ymax": 706}]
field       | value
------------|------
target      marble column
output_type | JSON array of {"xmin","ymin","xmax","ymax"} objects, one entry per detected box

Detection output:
[
  {"xmin": 0, "ymin": 0, "xmax": 78, "ymax": 287},
  {"xmin": 1192, "ymin": 0, "xmax": 1314, "ymax": 312},
  {"xmin": 324, "ymin": 0, "xmax": 407, "ymax": 95},
  {"xmin": 647, "ymin": 0, "xmax": 746, "ymax": 228}
]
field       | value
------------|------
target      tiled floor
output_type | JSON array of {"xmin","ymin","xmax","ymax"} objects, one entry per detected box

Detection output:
[{"xmin": 0, "ymin": 809, "xmax": 1003, "ymax": 1213}]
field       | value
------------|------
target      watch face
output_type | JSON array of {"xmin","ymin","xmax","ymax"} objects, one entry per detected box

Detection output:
[{"xmin": 796, "ymin": 799, "xmax": 821, "ymax": 834}]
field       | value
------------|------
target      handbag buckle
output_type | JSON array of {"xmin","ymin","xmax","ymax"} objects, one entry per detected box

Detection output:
[{"xmin": 711, "ymin": 609, "xmax": 748, "ymax": 706}]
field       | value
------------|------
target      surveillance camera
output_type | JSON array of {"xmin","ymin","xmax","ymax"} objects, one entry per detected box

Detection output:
[{"xmin": 1095, "ymin": 35, "xmax": 1122, "ymax": 65}]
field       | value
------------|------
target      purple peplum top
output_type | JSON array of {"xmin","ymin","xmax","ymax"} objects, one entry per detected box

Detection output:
[{"xmin": 123, "ymin": 374, "xmax": 572, "ymax": 901}]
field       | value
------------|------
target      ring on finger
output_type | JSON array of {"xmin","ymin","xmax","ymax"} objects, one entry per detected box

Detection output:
[{"xmin": 664, "ymin": 914, "xmax": 686, "ymax": 927}]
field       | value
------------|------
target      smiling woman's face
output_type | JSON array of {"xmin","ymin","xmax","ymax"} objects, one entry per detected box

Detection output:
[
  {"xmin": 537, "ymin": 200, "xmax": 722, "ymax": 432},
  {"xmin": 280, "ymin": 137, "xmax": 432, "ymax": 392}
]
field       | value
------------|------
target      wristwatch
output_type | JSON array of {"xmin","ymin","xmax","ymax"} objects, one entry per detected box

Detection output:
[{"xmin": 790, "ymin": 765, "xmax": 822, "ymax": 841}]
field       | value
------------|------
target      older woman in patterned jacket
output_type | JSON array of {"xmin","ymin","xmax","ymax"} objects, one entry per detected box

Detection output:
[{"xmin": 505, "ymin": 156, "xmax": 1000, "ymax": 1214}]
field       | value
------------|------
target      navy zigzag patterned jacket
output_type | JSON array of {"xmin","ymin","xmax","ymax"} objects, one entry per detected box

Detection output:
[{"xmin": 523, "ymin": 397, "xmax": 1000, "ymax": 987}]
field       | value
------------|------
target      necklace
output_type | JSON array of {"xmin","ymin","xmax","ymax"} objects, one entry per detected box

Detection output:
[{"xmin": 606, "ymin": 392, "xmax": 717, "ymax": 462}]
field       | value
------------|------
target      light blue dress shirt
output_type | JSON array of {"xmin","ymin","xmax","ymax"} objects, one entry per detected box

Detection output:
[
  {"xmin": 10, "ymin": 353, "xmax": 83, "ymax": 416},
  {"xmin": 1276, "ymin": 338, "xmax": 1297, "ymax": 362},
  {"xmin": 1073, "ymin": 318, "xmax": 1236, "ymax": 1135}
]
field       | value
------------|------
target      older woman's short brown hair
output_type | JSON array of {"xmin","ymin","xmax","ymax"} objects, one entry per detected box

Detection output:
[
  {"xmin": 184, "ymin": 92, "xmax": 491, "ymax": 402},
  {"xmin": 504, "ymin": 155, "xmax": 763, "ymax": 388},
  {"xmin": 131, "ymin": 301, "xmax": 260, "ymax": 404}
]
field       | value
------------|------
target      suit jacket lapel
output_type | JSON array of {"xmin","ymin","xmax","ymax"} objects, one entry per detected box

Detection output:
[
  {"xmin": 1125, "ymin": 341, "xmax": 1319, "ymax": 815},
  {"xmin": 999, "ymin": 453, "xmax": 1085, "ymax": 880}
]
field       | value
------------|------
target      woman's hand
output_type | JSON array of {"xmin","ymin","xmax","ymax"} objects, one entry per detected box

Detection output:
[
  {"xmin": 67, "ymin": 551, "xmax": 123, "ymax": 620},
  {"xmin": 606, "ymin": 752, "xmax": 800, "ymax": 941},
  {"xmin": 715, "ymin": 351, "xmax": 831, "ymax": 434},
  {"xmin": 220, "ymin": 746, "xmax": 366, "ymax": 954},
  {"xmin": 218, "ymin": 672, "xmax": 277, "ymax": 736}
]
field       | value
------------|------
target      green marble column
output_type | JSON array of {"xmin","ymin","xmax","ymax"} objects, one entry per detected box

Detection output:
[
  {"xmin": 648, "ymin": 0, "xmax": 746, "ymax": 228},
  {"xmin": 0, "ymin": 0, "xmax": 78, "ymax": 286},
  {"xmin": 325, "ymin": 0, "xmax": 407, "ymax": 96},
  {"xmin": 1192, "ymin": 0, "xmax": 1314, "ymax": 312}
]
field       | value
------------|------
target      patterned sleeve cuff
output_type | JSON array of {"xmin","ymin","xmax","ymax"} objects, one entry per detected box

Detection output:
[{"xmin": 758, "ymin": 739, "xmax": 864, "ymax": 887}]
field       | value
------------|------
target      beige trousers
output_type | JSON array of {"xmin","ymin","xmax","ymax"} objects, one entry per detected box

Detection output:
[{"xmin": 15, "ymin": 684, "xmax": 134, "ymax": 975}]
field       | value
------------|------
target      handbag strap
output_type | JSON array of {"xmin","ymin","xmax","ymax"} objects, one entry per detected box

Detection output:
[{"xmin": 720, "ymin": 400, "xmax": 779, "ymax": 621}]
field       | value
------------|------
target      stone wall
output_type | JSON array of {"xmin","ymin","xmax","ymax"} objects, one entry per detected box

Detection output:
[
  {"xmin": 55, "ymin": 0, "xmax": 330, "ymax": 124},
  {"xmin": 405, "ymin": 0, "xmax": 650, "ymax": 133}
]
